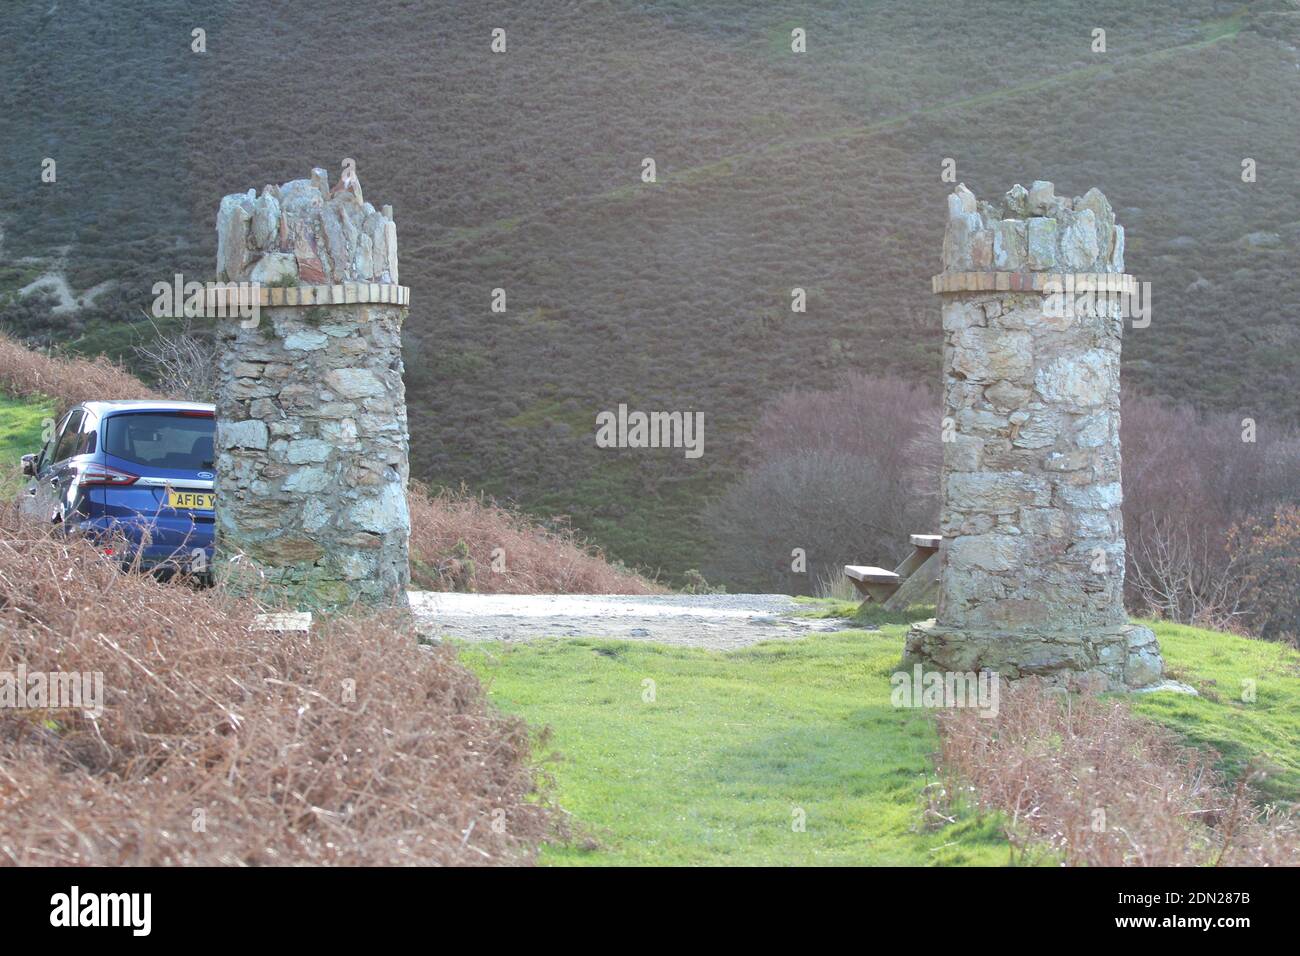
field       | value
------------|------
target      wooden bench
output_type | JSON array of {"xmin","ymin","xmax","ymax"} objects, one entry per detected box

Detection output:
[
  {"xmin": 845, "ymin": 534, "xmax": 941, "ymax": 611},
  {"xmin": 844, "ymin": 566, "xmax": 902, "ymax": 604}
]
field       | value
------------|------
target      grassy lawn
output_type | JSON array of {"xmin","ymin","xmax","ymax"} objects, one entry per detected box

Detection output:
[
  {"xmin": 460, "ymin": 628, "xmax": 1012, "ymax": 866},
  {"xmin": 0, "ymin": 393, "xmax": 51, "ymax": 498},
  {"xmin": 1135, "ymin": 623, "xmax": 1300, "ymax": 805},
  {"xmin": 460, "ymin": 619, "xmax": 1300, "ymax": 865}
]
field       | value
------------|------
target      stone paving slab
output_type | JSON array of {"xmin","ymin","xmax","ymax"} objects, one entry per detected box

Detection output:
[{"xmin": 409, "ymin": 592, "xmax": 852, "ymax": 649}]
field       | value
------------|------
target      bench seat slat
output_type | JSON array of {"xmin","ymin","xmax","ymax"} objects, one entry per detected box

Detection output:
[{"xmin": 843, "ymin": 565, "xmax": 901, "ymax": 584}]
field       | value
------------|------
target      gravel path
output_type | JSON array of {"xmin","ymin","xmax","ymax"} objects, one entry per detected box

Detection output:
[{"xmin": 409, "ymin": 592, "xmax": 852, "ymax": 649}]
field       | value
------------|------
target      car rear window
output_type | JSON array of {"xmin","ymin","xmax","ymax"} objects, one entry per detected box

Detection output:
[{"xmin": 103, "ymin": 413, "xmax": 216, "ymax": 470}]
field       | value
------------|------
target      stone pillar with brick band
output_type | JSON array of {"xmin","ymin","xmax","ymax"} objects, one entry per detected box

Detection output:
[
  {"xmin": 211, "ymin": 160, "xmax": 411, "ymax": 607},
  {"xmin": 904, "ymin": 180, "xmax": 1164, "ymax": 689}
]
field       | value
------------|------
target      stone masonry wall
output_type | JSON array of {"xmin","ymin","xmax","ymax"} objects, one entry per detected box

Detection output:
[
  {"xmin": 904, "ymin": 181, "xmax": 1164, "ymax": 689},
  {"xmin": 212, "ymin": 162, "xmax": 411, "ymax": 607}
]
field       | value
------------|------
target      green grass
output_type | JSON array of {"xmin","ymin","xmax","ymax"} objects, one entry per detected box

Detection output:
[
  {"xmin": 1136, "ymin": 623, "xmax": 1300, "ymax": 805},
  {"xmin": 0, "ymin": 261, "xmax": 48, "ymax": 303},
  {"xmin": 0, "ymin": 394, "xmax": 52, "ymax": 498},
  {"xmin": 460, "ymin": 628, "xmax": 1013, "ymax": 866},
  {"xmin": 459, "ymin": 619, "xmax": 1300, "ymax": 865},
  {"xmin": 792, "ymin": 597, "xmax": 938, "ymax": 628}
]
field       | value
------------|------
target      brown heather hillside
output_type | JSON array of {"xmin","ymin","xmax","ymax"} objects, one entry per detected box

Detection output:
[
  {"xmin": 3, "ymin": 0, "xmax": 1297, "ymax": 581},
  {"xmin": 408, "ymin": 483, "xmax": 661, "ymax": 594}
]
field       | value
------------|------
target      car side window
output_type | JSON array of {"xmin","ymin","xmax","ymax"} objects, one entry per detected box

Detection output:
[
  {"xmin": 75, "ymin": 413, "xmax": 97, "ymax": 456},
  {"xmin": 41, "ymin": 412, "xmax": 70, "ymax": 469},
  {"xmin": 51, "ymin": 410, "xmax": 84, "ymax": 464},
  {"xmin": 35, "ymin": 432, "xmax": 53, "ymax": 472}
]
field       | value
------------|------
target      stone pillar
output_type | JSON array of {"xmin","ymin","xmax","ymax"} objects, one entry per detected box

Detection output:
[
  {"xmin": 211, "ymin": 161, "xmax": 411, "ymax": 607},
  {"xmin": 904, "ymin": 180, "xmax": 1163, "ymax": 689}
]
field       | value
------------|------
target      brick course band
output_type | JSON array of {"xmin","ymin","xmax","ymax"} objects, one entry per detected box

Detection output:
[
  {"xmin": 930, "ymin": 272, "xmax": 1138, "ymax": 295},
  {"xmin": 204, "ymin": 282, "xmax": 409, "ymax": 310}
]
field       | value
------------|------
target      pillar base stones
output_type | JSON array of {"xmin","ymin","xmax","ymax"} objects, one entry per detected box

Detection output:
[
  {"xmin": 903, "ymin": 620, "xmax": 1163, "ymax": 690},
  {"xmin": 910, "ymin": 181, "xmax": 1163, "ymax": 691},
  {"xmin": 213, "ymin": 161, "xmax": 411, "ymax": 609}
]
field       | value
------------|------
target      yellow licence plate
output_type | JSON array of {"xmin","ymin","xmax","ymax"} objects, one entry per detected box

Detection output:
[{"xmin": 168, "ymin": 490, "xmax": 216, "ymax": 511}]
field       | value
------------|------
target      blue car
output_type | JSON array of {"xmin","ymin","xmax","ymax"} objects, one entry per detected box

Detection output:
[{"xmin": 20, "ymin": 400, "xmax": 217, "ymax": 580}]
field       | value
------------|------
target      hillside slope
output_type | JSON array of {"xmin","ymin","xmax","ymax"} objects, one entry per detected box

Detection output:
[{"xmin": 3, "ymin": 0, "xmax": 1297, "ymax": 579}]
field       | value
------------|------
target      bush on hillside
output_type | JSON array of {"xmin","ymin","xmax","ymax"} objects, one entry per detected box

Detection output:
[
  {"xmin": 1126, "ymin": 514, "xmax": 1250, "ymax": 633},
  {"xmin": 701, "ymin": 373, "xmax": 940, "ymax": 595},
  {"xmin": 1121, "ymin": 396, "xmax": 1300, "ymax": 629},
  {"xmin": 1228, "ymin": 505, "xmax": 1300, "ymax": 645},
  {"xmin": 703, "ymin": 450, "xmax": 926, "ymax": 595},
  {"xmin": 0, "ymin": 507, "xmax": 553, "ymax": 865}
]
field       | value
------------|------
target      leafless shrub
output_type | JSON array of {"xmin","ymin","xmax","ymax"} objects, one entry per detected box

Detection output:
[
  {"xmin": 1227, "ymin": 505, "xmax": 1300, "ymax": 645},
  {"xmin": 750, "ymin": 371, "xmax": 940, "ymax": 468},
  {"xmin": 131, "ymin": 322, "xmax": 218, "ymax": 403},
  {"xmin": 1127, "ymin": 514, "xmax": 1249, "ymax": 632},
  {"xmin": 705, "ymin": 451, "xmax": 910, "ymax": 593},
  {"xmin": 1121, "ymin": 393, "xmax": 1300, "ymax": 628},
  {"xmin": 1121, "ymin": 394, "xmax": 1298, "ymax": 543},
  {"xmin": 935, "ymin": 678, "xmax": 1298, "ymax": 866},
  {"xmin": 702, "ymin": 373, "xmax": 940, "ymax": 593},
  {"xmin": 0, "ymin": 505, "xmax": 555, "ymax": 865},
  {"xmin": 407, "ymin": 481, "xmax": 662, "ymax": 595}
]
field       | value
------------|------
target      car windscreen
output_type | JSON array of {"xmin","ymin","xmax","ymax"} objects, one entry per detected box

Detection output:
[{"xmin": 103, "ymin": 413, "xmax": 216, "ymax": 471}]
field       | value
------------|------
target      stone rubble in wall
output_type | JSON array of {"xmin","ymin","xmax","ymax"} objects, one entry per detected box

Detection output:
[
  {"xmin": 942, "ymin": 180, "xmax": 1124, "ymax": 274},
  {"xmin": 215, "ymin": 303, "xmax": 411, "ymax": 605}
]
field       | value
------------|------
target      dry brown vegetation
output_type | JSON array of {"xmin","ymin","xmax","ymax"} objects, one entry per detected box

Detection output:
[
  {"xmin": 935, "ymin": 678, "xmax": 1299, "ymax": 866},
  {"xmin": 0, "ymin": 332, "xmax": 163, "ymax": 413},
  {"xmin": 408, "ymin": 482, "xmax": 662, "ymax": 595},
  {"xmin": 0, "ymin": 508, "xmax": 554, "ymax": 865}
]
